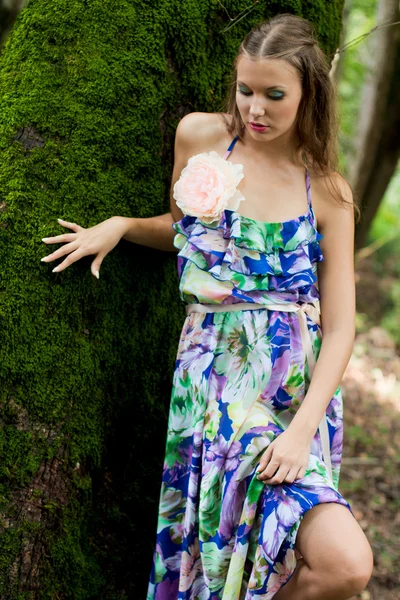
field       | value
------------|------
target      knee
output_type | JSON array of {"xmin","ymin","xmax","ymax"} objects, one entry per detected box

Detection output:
[
  {"xmin": 342, "ymin": 566, "xmax": 373, "ymax": 597},
  {"xmin": 335, "ymin": 546, "xmax": 374, "ymax": 596}
]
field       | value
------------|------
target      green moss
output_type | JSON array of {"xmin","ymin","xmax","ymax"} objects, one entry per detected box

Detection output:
[{"xmin": 0, "ymin": 0, "xmax": 344, "ymax": 597}]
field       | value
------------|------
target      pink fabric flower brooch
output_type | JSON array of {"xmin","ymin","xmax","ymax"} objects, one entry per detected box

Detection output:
[{"xmin": 173, "ymin": 151, "xmax": 245, "ymax": 224}]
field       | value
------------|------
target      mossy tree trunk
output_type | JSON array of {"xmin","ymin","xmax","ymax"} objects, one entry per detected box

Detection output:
[{"xmin": 0, "ymin": 1, "xmax": 344, "ymax": 597}]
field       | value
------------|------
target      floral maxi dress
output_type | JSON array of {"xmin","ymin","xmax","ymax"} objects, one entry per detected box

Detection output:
[{"xmin": 147, "ymin": 135, "xmax": 353, "ymax": 599}]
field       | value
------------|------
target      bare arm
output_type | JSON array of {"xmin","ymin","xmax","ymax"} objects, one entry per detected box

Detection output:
[
  {"xmin": 113, "ymin": 212, "xmax": 177, "ymax": 251},
  {"xmin": 289, "ymin": 174, "xmax": 356, "ymax": 439}
]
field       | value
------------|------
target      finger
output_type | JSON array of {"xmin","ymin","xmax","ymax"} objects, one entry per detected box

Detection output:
[
  {"xmin": 51, "ymin": 248, "xmax": 86, "ymax": 273},
  {"xmin": 256, "ymin": 444, "xmax": 274, "ymax": 473},
  {"xmin": 57, "ymin": 218, "xmax": 84, "ymax": 232},
  {"xmin": 42, "ymin": 233, "xmax": 77, "ymax": 245},
  {"xmin": 283, "ymin": 467, "xmax": 299, "ymax": 484},
  {"xmin": 41, "ymin": 242, "xmax": 79, "ymax": 264},
  {"xmin": 257, "ymin": 458, "xmax": 280, "ymax": 481},
  {"xmin": 263, "ymin": 465, "xmax": 290, "ymax": 486},
  {"xmin": 296, "ymin": 466, "xmax": 307, "ymax": 481},
  {"xmin": 91, "ymin": 254, "xmax": 106, "ymax": 279}
]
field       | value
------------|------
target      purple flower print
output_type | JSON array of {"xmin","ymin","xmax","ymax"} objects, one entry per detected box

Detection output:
[
  {"xmin": 219, "ymin": 477, "xmax": 247, "ymax": 540},
  {"xmin": 206, "ymin": 369, "xmax": 228, "ymax": 405},
  {"xmin": 177, "ymin": 320, "xmax": 216, "ymax": 377},
  {"xmin": 331, "ymin": 424, "xmax": 344, "ymax": 468},
  {"xmin": 164, "ymin": 550, "xmax": 183, "ymax": 573},
  {"xmin": 203, "ymin": 435, "xmax": 242, "ymax": 475},
  {"xmin": 261, "ymin": 488, "xmax": 303, "ymax": 559},
  {"xmin": 156, "ymin": 576, "xmax": 179, "ymax": 598},
  {"xmin": 275, "ymin": 489, "xmax": 303, "ymax": 527},
  {"xmin": 261, "ymin": 350, "xmax": 290, "ymax": 400}
]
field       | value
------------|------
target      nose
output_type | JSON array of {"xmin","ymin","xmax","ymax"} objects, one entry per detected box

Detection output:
[{"xmin": 249, "ymin": 96, "xmax": 266, "ymax": 118}]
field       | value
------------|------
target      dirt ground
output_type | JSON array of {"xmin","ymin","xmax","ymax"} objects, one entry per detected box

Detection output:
[{"xmin": 340, "ymin": 263, "xmax": 400, "ymax": 599}]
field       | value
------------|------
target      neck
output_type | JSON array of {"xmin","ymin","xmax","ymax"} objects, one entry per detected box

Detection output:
[{"xmin": 240, "ymin": 123, "xmax": 301, "ymax": 167}]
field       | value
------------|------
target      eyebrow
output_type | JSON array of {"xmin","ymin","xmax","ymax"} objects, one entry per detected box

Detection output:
[{"xmin": 237, "ymin": 80, "xmax": 288, "ymax": 90}]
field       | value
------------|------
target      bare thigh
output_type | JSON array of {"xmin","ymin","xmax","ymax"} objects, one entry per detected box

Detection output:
[{"xmin": 295, "ymin": 503, "xmax": 374, "ymax": 589}]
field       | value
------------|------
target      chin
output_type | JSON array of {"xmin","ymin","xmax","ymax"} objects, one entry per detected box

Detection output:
[{"xmin": 247, "ymin": 124, "xmax": 278, "ymax": 138}]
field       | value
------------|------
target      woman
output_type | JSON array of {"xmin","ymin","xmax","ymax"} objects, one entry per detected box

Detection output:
[{"xmin": 41, "ymin": 13, "xmax": 373, "ymax": 600}]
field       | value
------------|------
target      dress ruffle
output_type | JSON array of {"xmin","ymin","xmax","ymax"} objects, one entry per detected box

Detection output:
[{"xmin": 172, "ymin": 209, "xmax": 324, "ymax": 299}]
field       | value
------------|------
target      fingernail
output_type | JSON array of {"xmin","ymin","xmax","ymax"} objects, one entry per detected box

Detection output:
[
  {"xmin": 57, "ymin": 218, "xmax": 64, "ymax": 222},
  {"xmin": 52, "ymin": 266, "xmax": 59, "ymax": 273},
  {"xmin": 42, "ymin": 238, "xmax": 49, "ymax": 242},
  {"xmin": 41, "ymin": 257, "xmax": 48, "ymax": 262},
  {"xmin": 94, "ymin": 271, "xmax": 99, "ymax": 279}
]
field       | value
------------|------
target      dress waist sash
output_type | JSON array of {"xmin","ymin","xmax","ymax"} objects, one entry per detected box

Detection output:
[{"xmin": 184, "ymin": 301, "xmax": 333, "ymax": 481}]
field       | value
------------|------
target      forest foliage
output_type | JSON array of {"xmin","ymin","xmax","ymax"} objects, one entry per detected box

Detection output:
[{"xmin": 338, "ymin": 0, "xmax": 400, "ymax": 346}]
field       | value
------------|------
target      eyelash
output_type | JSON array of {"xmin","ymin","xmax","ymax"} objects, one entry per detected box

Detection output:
[{"xmin": 237, "ymin": 89, "xmax": 284, "ymax": 101}]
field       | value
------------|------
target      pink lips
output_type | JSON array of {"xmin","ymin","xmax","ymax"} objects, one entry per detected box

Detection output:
[{"xmin": 249, "ymin": 122, "xmax": 270, "ymax": 132}]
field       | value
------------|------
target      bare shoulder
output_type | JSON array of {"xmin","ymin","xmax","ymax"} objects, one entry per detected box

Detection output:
[
  {"xmin": 170, "ymin": 112, "xmax": 232, "ymax": 221},
  {"xmin": 310, "ymin": 170, "xmax": 354, "ymax": 231},
  {"xmin": 175, "ymin": 111, "xmax": 232, "ymax": 158},
  {"xmin": 311, "ymin": 170, "xmax": 353, "ymax": 205}
]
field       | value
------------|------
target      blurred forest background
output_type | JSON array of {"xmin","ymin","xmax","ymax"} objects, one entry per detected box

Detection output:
[
  {"xmin": 335, "ymin": 1, "xmax": 400, "ymax": 599},
  {"xmin": 0, "ymin": 0, "xmax": 399, "ymax": 599}
]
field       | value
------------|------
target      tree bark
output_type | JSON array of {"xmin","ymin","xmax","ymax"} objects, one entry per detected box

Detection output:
[
  {"xmin": 354, "ymin": 53, "xmax": 400, "ymax": 249},
  {"xmin": 332, "ymin": 0, "xmax": 352, "ymax": 85},
  {"xmin": 348, "ymin": 0, "xmax": 400, "ymax": 249}
]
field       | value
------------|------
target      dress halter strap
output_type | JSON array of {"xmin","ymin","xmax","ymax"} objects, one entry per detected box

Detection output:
[
  {"xmin": 223, "ymin": 135, "xmax": 240, "ymax": 160},
  {"xmin": 305, "ymin": 167, "xmax": 317, "ymax": 227},
  {"xmin": 305, "ymin": 167, "xmax": 312, "ymax": 208}
]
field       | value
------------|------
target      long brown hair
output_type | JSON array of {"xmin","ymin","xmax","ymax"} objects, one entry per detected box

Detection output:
[{"xmin": 220, "ymin": 13, "xmax": 359, "ymax": 219}]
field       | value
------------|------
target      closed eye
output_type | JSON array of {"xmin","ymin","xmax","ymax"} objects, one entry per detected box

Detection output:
[{"xmin": 237, "ymin": 89, "xmax": 284, "ymax": 101}]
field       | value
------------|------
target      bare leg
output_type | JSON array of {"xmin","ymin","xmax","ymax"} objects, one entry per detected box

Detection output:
[
  {"xmin": 273, "ymin": 503, "xmax": 373, "ymax": 600},
  {"xmin": 273, "ymin": 558, "xmax": 319, "ymax": 600}
]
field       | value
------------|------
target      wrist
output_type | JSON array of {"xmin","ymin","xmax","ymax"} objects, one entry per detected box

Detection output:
[
  {"xmin": 289, "ymin": 409, "xmax": 319, "ymax": 442},
  {"xmin": 110, "ymin": 216, "xmax": 136, "ymax": 240}
]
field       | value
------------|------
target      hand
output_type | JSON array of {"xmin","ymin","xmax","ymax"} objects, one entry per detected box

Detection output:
[
  {"xmin": 41, "ymin": 216, "xmax": 128, "ymax": 278},
  {"xmin": 256, "ymin": 428, "xmax": 312, "ymax": 485}
]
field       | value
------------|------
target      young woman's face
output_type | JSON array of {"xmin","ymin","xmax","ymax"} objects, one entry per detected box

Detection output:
[{"xmin": 235, "ymin": 56, "xmax": 303, "ymax": 144}]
